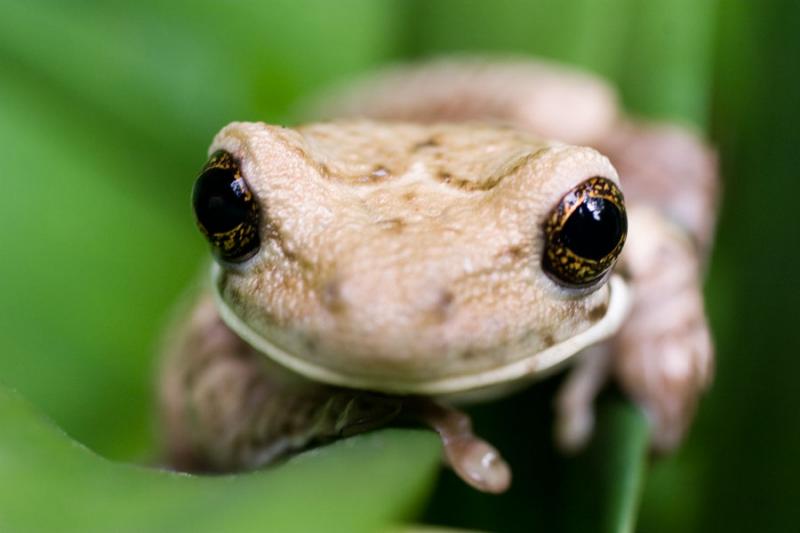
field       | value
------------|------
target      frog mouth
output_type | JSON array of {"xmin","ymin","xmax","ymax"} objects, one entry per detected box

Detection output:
[{"xmin": 211, "ymin": 265, "xmax": 632, "ymax": 396}]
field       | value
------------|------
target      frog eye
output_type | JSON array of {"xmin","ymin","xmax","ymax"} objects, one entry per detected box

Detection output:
[
  {"xmin": 543, "ymin": 177, "xmax": 627, "ymax": 287},
  {"xmin": 192, "ymin": 150, "xmax": 260, "ymax": 262}
]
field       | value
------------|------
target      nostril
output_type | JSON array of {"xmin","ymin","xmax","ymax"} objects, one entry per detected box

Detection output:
[{"xmin": 429, "ymin": 289, "xmax": 455, "ymax": 324}]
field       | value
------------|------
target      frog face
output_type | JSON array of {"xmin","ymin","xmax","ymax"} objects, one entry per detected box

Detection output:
[{"xmin": 191, "ymin": 120, "xmax": 630, "ymax": 395}]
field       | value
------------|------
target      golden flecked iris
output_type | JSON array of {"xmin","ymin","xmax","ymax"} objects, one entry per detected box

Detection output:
[
  {"xmin": 543, "ymin": 177, "xmax": 627, "ymax": 286},
  {"xmin": 193, "ymin": 150, "xmax": 260, "ymax": 262}
]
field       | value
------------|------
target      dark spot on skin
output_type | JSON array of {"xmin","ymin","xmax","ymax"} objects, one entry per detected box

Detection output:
[
  {"xmin": 435, "ymin": 169, "xmax": 506, "ymax": 192},
  {"xmin": 441, "ymin": 149, "xmax": 546, "ymax": 192},
  {"xmin": 439, "ymin": 290, "xmax": 454, "ymax": 308},
  {"xmin": 303, "ymin": 336, "xmax": 319, "ymax": 353},
  {"xmin": 283, "ymin": 248, "xmax": 297, "ymax": 261},
  {"xmin": 460, "ymin": 349, "xmax": 479, "ymax": 361},
  {"xmin": 319, "ymin": 163, "xmax": 330, "ymax": 176},
  {"xmin": 371, "ymin": 165, "xmax": 390, "ymax": 178},
  {"xmin": 403, "ymin": 191, "xmax": 416, "ymax": 202},
  {"xmin": 357, "ymin": 165, "xmax": 393, "ymax": 183},
  {"xmin": 321, "ymin": 280, "xmax": 345, "ymax": 314},
  {"xmin": 542, "ymin": 334, "xmax": 555, "ymax": 348},
  {"xmin": 292, "ymin": 146, "xmax": 309, "ymax": 160},
  {"xmin": 589, "ymin": 303, "xmax": 608, "ymax": 321},
  {"xmin": 413, "ymin": 137, "xmax": 440, "ymax": 151},
  {"xmin": 277, "ymin": 242, "xmax": 315, "ymax": 272},
  {"xmin": 429, "ymin": 289, "xmax": 455, "ymax": 323},
  {"xmin": 378, "ymin": 218, "xmax": 406, "ymax": 233},
  {"xmin": 502, "ymin": 245, "xmax": 525, "ymax": 260}
]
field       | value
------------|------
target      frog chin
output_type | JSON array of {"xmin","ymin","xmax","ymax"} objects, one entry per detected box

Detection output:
[{"xmin": 211, "ymin": 265, "xmax": 632, "ymax": 396}]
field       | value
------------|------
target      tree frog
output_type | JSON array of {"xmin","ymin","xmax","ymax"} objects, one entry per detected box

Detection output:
[{"xmin": 160, "ymin": 58, "xmax": 718, "ymax": 493}]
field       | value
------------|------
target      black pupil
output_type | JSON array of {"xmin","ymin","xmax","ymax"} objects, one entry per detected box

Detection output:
[
  {"xmin": 193, "ymin": 166, "xmax": 251, "ymax": 234},
  {"xmin": 561, "ymin": 197, "xmax": 625, "ymax": 260}
]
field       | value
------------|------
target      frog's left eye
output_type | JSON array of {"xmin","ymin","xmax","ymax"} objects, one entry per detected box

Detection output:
[
  {"xmin": 543, "ymin": 177, "xmax": 627, "ymax": 287},
  {"xmin": 192, "ymin": 150, "xmax": 261, "ymax": 262}
]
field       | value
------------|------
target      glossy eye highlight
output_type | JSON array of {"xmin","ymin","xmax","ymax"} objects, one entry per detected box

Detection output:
[
  {"xmin": 543, "ymin": 177, "xmax": 627, "ymax": 287},
  {"xmin": 192, "ymin": 150, "xmax": 260, "ymax": 262}
]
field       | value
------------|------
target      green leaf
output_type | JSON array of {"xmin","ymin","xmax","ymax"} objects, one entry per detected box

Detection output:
[{"xmin": 0, "ymin": 386, "xmax": 440, "ymax": 533}]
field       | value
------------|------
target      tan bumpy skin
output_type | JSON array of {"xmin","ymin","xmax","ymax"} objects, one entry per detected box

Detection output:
[{"xmin": 160, "ymin": 57, "xmax": 718, "ymax": 493}]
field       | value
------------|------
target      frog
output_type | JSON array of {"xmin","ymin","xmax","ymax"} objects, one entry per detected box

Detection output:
[{"xmin": 159, "ymin": 57, "xmax": 718, "ymax": 494}]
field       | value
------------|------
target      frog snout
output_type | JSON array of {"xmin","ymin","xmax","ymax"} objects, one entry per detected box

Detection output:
[{"xmin": 318, "ymin": 272, "xmax": 457, "ymax": 333}]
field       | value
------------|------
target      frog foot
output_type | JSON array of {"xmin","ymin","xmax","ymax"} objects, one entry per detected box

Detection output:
[
  {"xmin": 404, "ymin": 399, "xmax": 511, "ymax": 494},
  {"xmin": 613, "ymin": 290, "xmax": 713, "ymax": 451}
]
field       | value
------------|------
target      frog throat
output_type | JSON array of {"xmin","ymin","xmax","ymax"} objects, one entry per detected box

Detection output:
[{"xmin": 211, "ymin": 264, "xmax": 632, "ymax": 396}]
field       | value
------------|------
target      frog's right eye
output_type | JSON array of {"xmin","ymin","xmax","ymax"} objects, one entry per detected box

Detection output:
[{"xmin": 192, "ymin": 150, "xmax": 261, "ymax": 263}]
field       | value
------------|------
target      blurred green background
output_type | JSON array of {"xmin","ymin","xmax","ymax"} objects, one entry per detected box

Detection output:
[{"xmin": 0, "ymin": 0, "xmax": 798, "ymax": 531}]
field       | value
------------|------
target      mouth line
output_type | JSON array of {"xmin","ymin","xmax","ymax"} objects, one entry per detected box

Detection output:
[{"xmin": 211, "ymin": 264, "xmax": 632, "ymax": 396}]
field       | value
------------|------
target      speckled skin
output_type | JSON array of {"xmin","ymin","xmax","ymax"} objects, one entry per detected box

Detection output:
[{"xmin": 160, "ymin": 58, "xmax": 718, "ymax": 492}]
